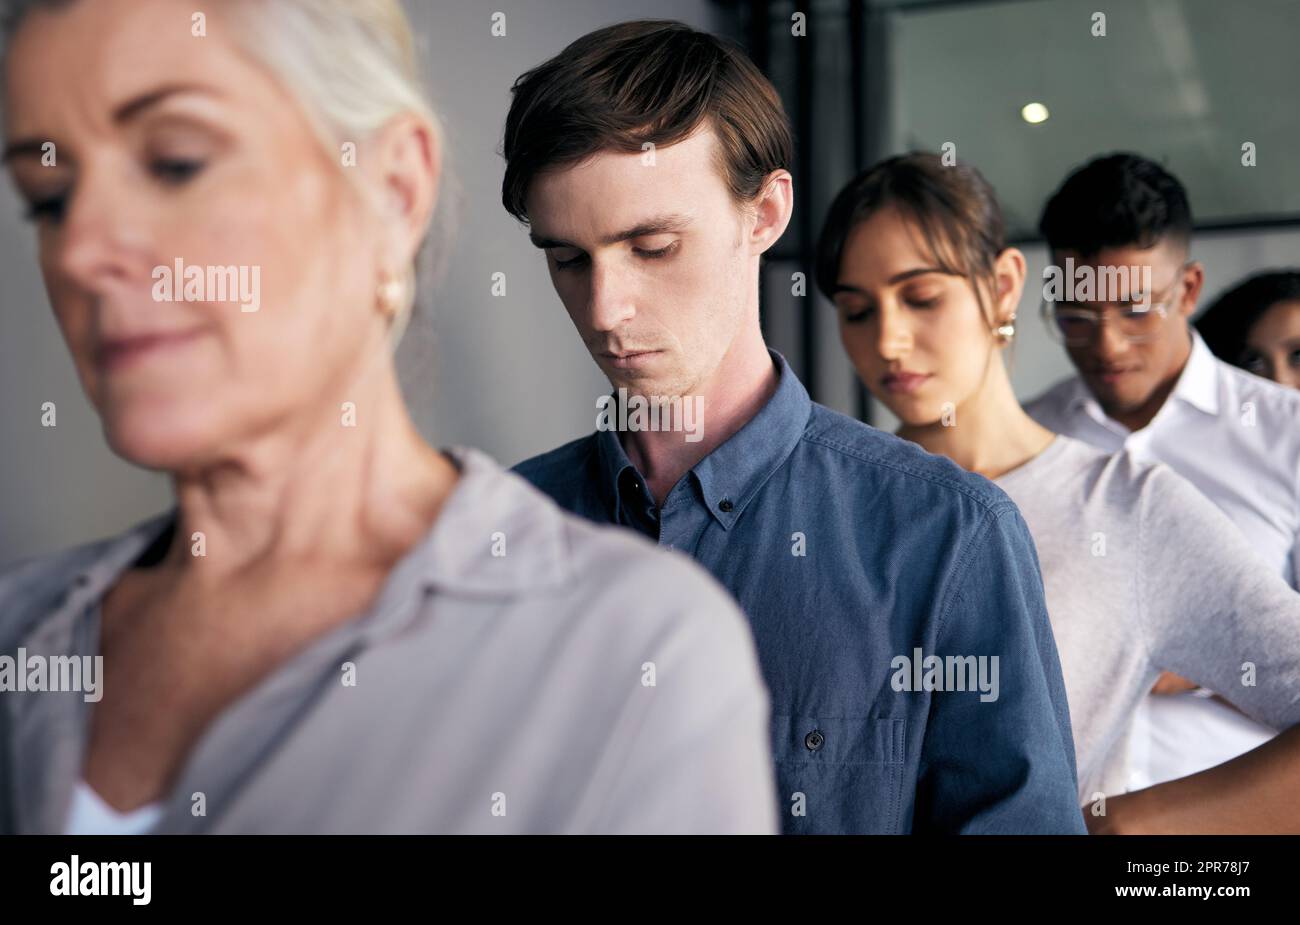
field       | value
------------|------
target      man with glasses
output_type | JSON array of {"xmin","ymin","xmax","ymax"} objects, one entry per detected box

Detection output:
[
  {"xmin": 1041, "ymin": 262, "xmax": 1188, "ymax": 361},
  {"xmin": 1026, "ymin": 152, "xmax": 1300, "ymax": 789}
]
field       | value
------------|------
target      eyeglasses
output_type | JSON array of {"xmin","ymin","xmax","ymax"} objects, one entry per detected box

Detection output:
[{"xmin": 1040, "ymin": 264, "xmax": 1188, "ymax": 347}]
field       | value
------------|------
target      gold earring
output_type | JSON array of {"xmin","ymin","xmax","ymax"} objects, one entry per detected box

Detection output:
[
  {"xmin": 995, "ymin": 313, "xmax": 1017, "ymax": 343},
  {"xmin": 377, "ymin": 277, "xmax": 404, "ymax": 319}
]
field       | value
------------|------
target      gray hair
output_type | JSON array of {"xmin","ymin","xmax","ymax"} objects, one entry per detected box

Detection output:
[{"xmin": 2, "ymin": 0, "xmax": 453, "ymax": 347}]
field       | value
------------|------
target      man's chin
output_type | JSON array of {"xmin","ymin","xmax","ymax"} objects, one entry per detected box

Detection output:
[
  {"xmin": 607, "ymin": 381, "xmax": 683, "ymax": 404},
  {"xmin": 600, "ymin": 362, "xmax": 674, "ymax": 394},
  {"xmin": 1085, "ymin": 378, "xmax": 1147, "ymax": 417}
]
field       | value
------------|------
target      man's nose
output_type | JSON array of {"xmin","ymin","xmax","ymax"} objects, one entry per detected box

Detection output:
[
  {"xmin": 587, "ymin": 259, "xmax": 636, "ymax": 333},
  {"xmin": 1090, "ymin": 309, "xmax": 1131, "ymax": 361}
]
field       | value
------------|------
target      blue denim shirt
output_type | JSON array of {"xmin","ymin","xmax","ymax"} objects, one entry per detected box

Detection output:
[{"xmin": 515, "ymin": 351, "xmax": 1084, "ymax": 834}]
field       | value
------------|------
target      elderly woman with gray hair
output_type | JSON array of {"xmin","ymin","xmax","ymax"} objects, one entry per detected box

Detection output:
[{"xmin": 0, "ymin": 0, "xmax": 776, "ymax": 834}]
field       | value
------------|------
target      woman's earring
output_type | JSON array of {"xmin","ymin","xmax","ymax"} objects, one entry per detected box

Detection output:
[
  {"xmin": 377, "ymin": 276, "xmax": 404, "ymax": 320},
  {"xmin": 995, "ymin": 313, "xmax": 1017, "ymax": 343}
]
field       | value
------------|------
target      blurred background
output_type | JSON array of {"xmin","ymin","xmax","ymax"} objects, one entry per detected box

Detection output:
[{"xmin": 3, "ymin": 0, "xmax": 1298, "ymax": 565}]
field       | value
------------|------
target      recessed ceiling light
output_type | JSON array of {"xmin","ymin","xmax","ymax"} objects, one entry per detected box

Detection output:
[{"xmin": 1021, "ymin": 102, "xmax": 1049, "ymax": 124}]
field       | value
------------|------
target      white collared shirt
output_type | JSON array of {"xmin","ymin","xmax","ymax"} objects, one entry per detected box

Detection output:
[{"xmin": 1025, "ymin": 330, "xmax": 1300, "ymax": 789}]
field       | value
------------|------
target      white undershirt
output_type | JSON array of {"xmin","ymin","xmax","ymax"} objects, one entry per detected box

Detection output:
[{"xmin": 64, "ymin": 782, "xmax": 164, "ymax": 835}]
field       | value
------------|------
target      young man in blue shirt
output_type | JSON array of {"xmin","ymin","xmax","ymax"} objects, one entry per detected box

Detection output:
[{"xmin": 501, "ymin": 20, "xmax": 1083, "ymax": 834}]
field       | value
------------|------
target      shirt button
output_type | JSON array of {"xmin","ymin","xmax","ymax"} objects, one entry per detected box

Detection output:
[
  {"xmin": 718, "ymin": 498, "xmax": 734, "ymax": 513},
  {"xmin": 804, "ymin": 729, "xmax": 825, "ymax": 752}
]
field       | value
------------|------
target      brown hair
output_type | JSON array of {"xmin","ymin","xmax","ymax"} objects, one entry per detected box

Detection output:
[
  {"xmin": 816, "ymin": 152, "xmax": 1007, "ymax": 324},
  {"xmin": 501, "ymin": 20, "xmax": 793, "ymax": 223}
]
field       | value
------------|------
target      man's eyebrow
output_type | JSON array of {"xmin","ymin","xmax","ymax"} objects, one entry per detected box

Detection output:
[
  {"xmin": 529, "ymin": 213, "xmax": 693, "ymax": 250},
  {"xmin": 4, "ymin": 84, "xmax": 220, "ymax": 163}
]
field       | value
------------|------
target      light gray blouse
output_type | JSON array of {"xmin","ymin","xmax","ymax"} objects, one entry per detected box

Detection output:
[
  {"xmin": 996, "ymin": 435, "xmax": 1300, "ymax": 801},
  {"xmin": 0, "ymin": 447, "xmax": 777, "ymax": 834}
]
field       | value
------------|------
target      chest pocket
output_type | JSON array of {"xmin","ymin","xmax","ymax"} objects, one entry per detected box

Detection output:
[{"xmin": 772, "ymin": 713, "xmax": 907, "ymax": 834}]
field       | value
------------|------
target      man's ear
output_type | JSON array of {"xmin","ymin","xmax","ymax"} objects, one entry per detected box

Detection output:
[
  {"xmin": 748, "ymin": 169, "xmax": 793, "ymax": 256},
  {"xmin": 1178, "ymin": 260, "xmax": 1205, "ymax": 319},
  {"xmin": 365, "ymin": 112, "xmax": 442, "ymax": 266}
]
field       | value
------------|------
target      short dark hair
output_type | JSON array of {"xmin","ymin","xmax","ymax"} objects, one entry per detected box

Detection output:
[
  {"xmin": 1038, "ymin": 152, "xmax": 1193, "ymax": 258},
  {"xmin": 501, "ymin": 20, "xmax": 793, "ymax": 224},
  {"xmin": 815, "ymin": 152, "xmax": 1007, "ymax": 321},
  {"xmin": 1195, "ymin": 270, "xmax": 1300, "ymax": 366}
]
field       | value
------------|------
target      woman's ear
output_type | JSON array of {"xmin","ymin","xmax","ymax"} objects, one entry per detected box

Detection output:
[
  {"xmin": 748, "ymin": 169, "xmax": 793, "ymax": 257},
  {"xmin": 365, "ymin": 112, "xmax": 441, "ymax": 266},
  {"xmin": 993, "ymin": 246, "xmax": 1028, "ymax": 325}
]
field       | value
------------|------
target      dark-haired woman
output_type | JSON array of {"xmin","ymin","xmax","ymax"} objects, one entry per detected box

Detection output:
[{"xmin": 1197, "ymin": 271, "xmax": 1300, "ymax": 389}]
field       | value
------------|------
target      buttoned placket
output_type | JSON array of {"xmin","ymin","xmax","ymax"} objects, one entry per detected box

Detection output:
[
  {"xmin": 8, "ymin": 574, "xmax": 105, "ymax": 833},
  {"xmin": 155, "ymin": 562, "xmax": 439, "ymax": 834}
]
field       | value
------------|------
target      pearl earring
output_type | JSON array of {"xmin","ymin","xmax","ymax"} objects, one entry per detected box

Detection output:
[
  {"xmin": 995, "ymin": 313, "xmax": 1017, "ymax": 343},
  {"xmin": 377, "ymin": 277, "xmax": 404, "ymax": 319}
]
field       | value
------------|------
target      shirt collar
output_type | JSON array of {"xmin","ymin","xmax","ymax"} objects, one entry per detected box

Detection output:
[
  {"xmin": 62, "ymin": 447, "xmax": 571, "ymax": 633},
  {"xmin": 415, "ymin": 446, "xmax": 573, "ymax": 596},
  {"xmin": 595, "ymin": 348, "xmax": 811, "ymax": 530},
  {"xmin": 595, "ymin": 413, "xmax": 643, "ymax": 521},
  {"xmin": 1171, "ymin": 329, "xmax": 1221, "ymax": 415},
  {"xmin": 1063, "ymin": 328, "xmax": 1220, "ymax": 422}
]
